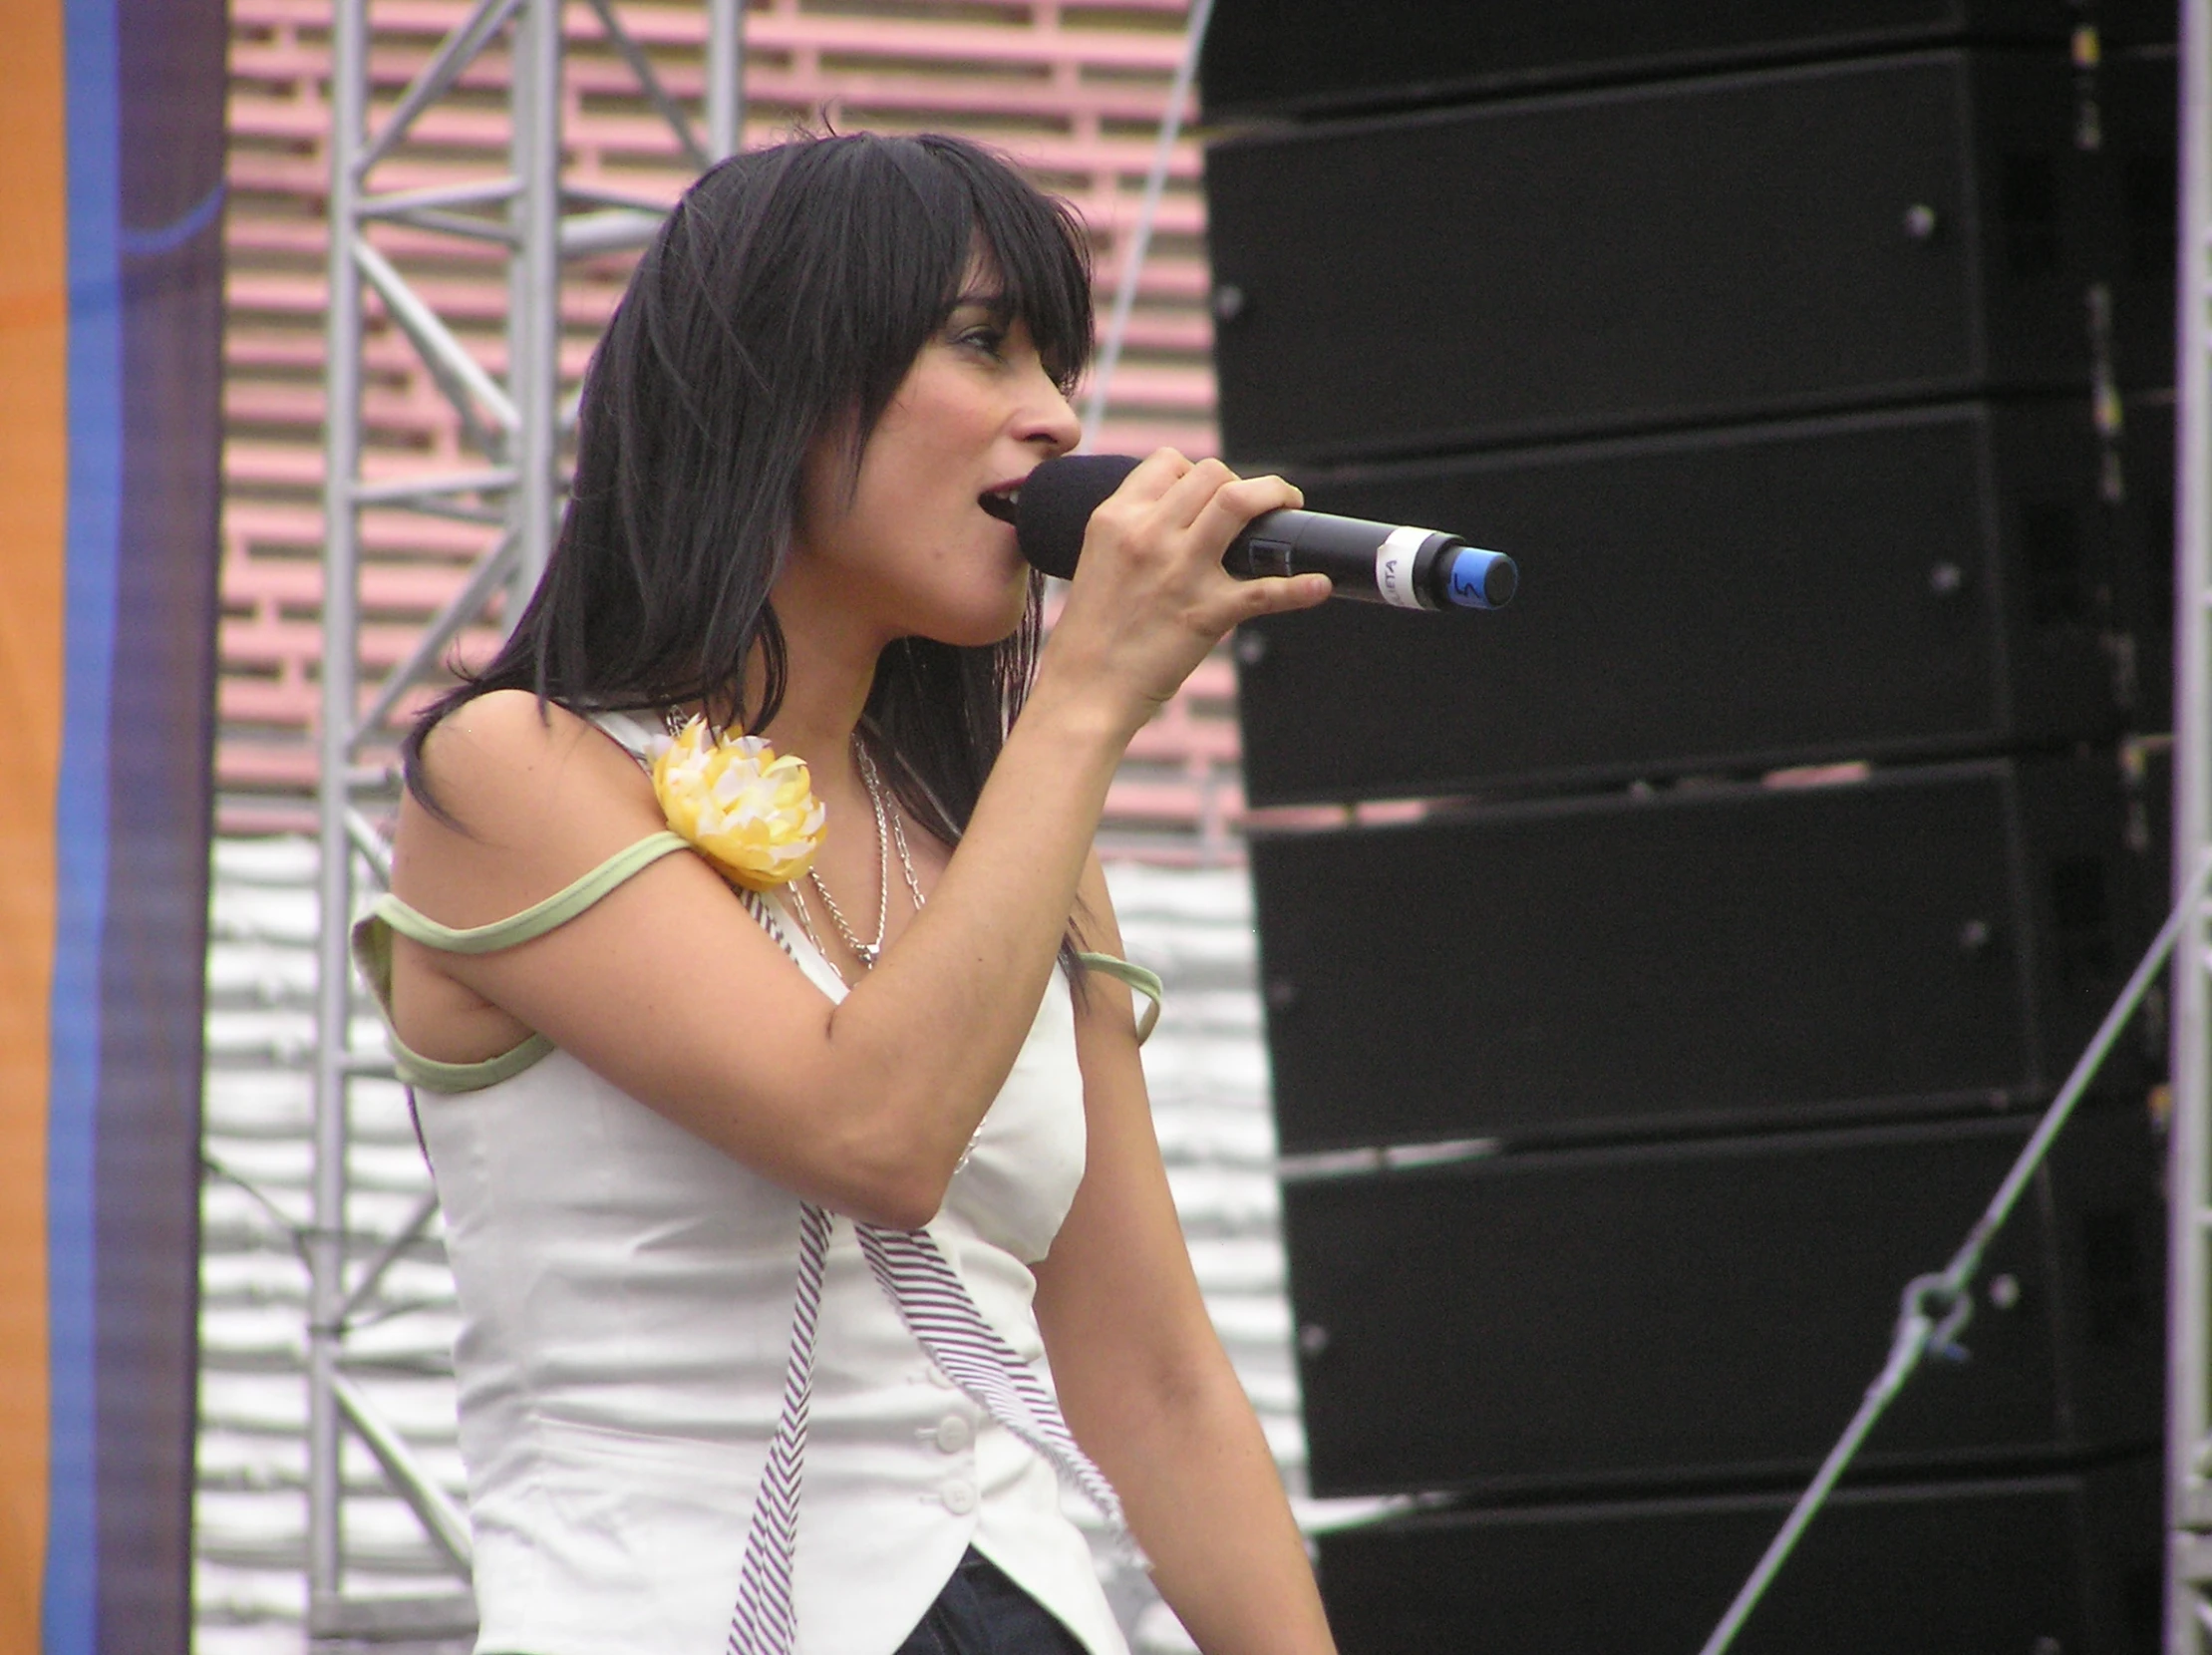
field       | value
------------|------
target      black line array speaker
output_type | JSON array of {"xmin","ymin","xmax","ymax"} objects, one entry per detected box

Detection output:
[
  {"xmin": 1235, "ymin": 397, "xmax": 2171, "ymax": 804},
  {"xmin": 1201, "ymin": 0, "xmax": 2173, "ymax": 123},
  {"xmin": 1253, "ymin": 755, "xmax": 2162, "ymax": 1153},
  {"xmin": 1315, "ymin": 1458, "xmax": 2160, "ymax": 1654},
  {"xmin": 1205, "ymin": 49, "xmax": 2175, "ymax": 466},
  {"xmin": 1285, "ymin": 1109, "xmax": 2161, "ymax": 1496},
  {"xmin": 1206, "ymin": 13, "xmax": 2176, "ymax": 1634}
]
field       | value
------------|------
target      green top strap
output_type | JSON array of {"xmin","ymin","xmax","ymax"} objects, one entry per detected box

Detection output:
[
  {"xmin": 351, "ymin": 830, "xmax": 692, "ymax": 1094},
  {"xmin": 1078, "ymin": 951, "xmax": 1163, "ymax": 1046},
  {"xmin": 351, "ymin": 828, "xmax": 1162, "ymax": 1091},
  {"xmin": 373, "ymin": 829, "xmax": 690, "ymax": 953}
]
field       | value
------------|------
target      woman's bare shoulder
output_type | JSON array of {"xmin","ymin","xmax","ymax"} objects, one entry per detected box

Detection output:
[
  {"xmin": 397, "ymin": 691, "xmax": 667, "ymax": 924},
  {"xmin": 419, "ymin": 688, "xmax": 602, "ymax": 769},
  {"xmin": 420, "ymin": 690, "xmax": 656, "ymax": 811}
]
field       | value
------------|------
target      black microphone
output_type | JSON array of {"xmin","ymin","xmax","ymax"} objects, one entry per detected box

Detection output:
[{"xmin": 986, "ymin": 454, "xmax": 1518, "ymax": 612}]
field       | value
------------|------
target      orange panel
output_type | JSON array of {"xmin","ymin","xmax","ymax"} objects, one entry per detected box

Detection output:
[{"xmin": 0, "ymin": 0, "xmax": 66, "ymax": 1634}]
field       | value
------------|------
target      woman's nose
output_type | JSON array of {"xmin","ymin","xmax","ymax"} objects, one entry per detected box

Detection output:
[{"xmin": 1019, "ymin": 367, "xmax": 1083, "ymax": 458}]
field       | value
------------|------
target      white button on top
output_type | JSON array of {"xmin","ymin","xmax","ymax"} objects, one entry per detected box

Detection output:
[
  {"xmin": 934, "ymin": 1415, "xmax": 972, "ymax": 1454},
  {"xmin": 940, "ymin": 1479, "xmax": 977, "ymax": 1515}
]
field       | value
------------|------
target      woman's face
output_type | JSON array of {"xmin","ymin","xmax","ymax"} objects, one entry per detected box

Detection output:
[{"xmin": 788, "ymin": 284, "xmax": 1083, "ymax": 650}]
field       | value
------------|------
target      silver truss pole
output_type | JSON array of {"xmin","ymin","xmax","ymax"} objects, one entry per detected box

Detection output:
[
  {"xmin": 2172, "ymin": 2, "xmax": 2212, "ymax": 1648},
  {"xmin": 707, "ymin": 0, "xmax": 745, "ymax": 161},
  {"xmin": 311, "ymin": 0, "xmax": 368, "ymax": 1615},
  {"xmin": 508, "ymin": 0, "xmax": 563, "ymax": 603},
  {"xmin": 311, "ymin": 0, "xmax": 739, "ymax": 1638}
]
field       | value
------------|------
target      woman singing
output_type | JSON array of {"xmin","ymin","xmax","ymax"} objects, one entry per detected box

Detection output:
[{"xmin": 355, "ymin": 132, "xmax": 1338, "ymax": 1655}]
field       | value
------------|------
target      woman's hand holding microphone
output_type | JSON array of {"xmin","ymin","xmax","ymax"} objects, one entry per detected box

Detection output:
[{"xmin": 1036, "ymin": 450, "xmax": 1333, "ymax": 737}]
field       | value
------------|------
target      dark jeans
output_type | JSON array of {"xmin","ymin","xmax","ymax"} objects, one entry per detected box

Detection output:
[{"xmin": 892, "ymin": 1548, "xmax": 1090, "ymax": 1655}]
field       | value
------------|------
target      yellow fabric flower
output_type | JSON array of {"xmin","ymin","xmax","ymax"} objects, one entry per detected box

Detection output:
[{"xmin": 650, "ymin": 717, "xmax": 826, "ymax": 891}]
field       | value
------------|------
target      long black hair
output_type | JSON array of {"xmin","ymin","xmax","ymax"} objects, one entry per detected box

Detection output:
[{"xmin": 402, "ymin": 132, "xmax": 1095, "ymax": 865}]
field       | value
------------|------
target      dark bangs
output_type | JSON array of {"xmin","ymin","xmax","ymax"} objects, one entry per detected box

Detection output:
[
  {"xmin": 829, "ymin": 134, "xmax": 1095, "ymax": 474},
  {"xmin": 915, "ymin": 135, "xmax": 1094, "ymax": 391}
]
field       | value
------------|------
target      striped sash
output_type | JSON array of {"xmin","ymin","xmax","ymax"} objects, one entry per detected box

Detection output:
[{"xmin": 724, "ymin": 890, "xmax": 1134, "ymax": 1655}]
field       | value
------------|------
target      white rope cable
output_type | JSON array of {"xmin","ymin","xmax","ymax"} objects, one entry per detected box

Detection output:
[{"xmin": 1080, "ymin": 0, "xmax": 1216, "ymax": 451}]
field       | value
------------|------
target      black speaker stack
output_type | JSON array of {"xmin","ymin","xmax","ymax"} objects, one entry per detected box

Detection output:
[{"xmin": 1201, "ymin": 6, "xmax": 2177, "ymax": 1650}]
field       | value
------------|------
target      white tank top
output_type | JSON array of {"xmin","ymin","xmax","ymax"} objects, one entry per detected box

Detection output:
[{"xmin": 381, "ymin": 713, "xmax": 1134, "ymax": 1655}]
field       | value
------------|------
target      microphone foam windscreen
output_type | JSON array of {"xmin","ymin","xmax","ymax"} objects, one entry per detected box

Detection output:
[{"xmin": 1014, "ymin": 454, "xmax": 1141, "ymax": 580}]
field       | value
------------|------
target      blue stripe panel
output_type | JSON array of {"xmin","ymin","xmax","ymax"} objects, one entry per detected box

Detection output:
[{"xmin": 47, "ymin": 0, "xmax": 122, "ymax": 1640}]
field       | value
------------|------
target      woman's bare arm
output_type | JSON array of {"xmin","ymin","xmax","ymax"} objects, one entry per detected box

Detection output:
[
  {"xmin": 388, "ymin": 454, "xmax": 1328, "ymax": 1226},
  {"xmin": 1034, "ymin": 857, "xmax": 1337, "ymax": 1655}
]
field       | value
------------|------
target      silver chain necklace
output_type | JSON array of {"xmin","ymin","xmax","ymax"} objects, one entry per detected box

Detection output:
[{"xmin": 789, "ymin": 741, "xmax": 923, "ymax": 976}]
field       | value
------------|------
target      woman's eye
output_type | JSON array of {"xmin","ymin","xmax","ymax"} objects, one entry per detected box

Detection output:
[{"xmin": 959, "ymin": 326, "xmax": 1007, "ymax": 358}]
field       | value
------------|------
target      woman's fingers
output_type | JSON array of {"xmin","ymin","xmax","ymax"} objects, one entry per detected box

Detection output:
[
  {"xmin": 1231, "ymin": 570, "xmax": 1335, "ymax": 621},
  {"xmin": 1096, "ymin": 459, "xmax": 1303, "ymax": 573},
  {"xmin": 1151, "ymin": 455, "xmax": 1236, "ymax": 529},
  {"xmin": 1150, "ymin": 456, "xmax": 1302, "ymax": 538},
  {"xmin": 1075, "ymin": 459, "xmax": 1323, "ymax": 625},
  {"xmin": 1102, "ymin": 451, "xmax": 1296, "ymax": 545},
  {"xmin": 1186, "ymin": 471, "xmax": 1303, "ymax": 544},
  {"xmin": 1104, "ymin": 447, "xmax": 1197, "ymax": 508}
]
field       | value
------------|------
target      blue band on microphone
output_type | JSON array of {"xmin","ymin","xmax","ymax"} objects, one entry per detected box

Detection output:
[{"xmin": 1446, "ymin": 547, "xmax": 1516, "ymax": 610}]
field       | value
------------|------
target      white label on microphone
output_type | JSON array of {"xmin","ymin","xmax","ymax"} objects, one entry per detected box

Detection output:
[{"xmin": 1375, "ymin": 525, "xmax": 1430, "ymax": 610}]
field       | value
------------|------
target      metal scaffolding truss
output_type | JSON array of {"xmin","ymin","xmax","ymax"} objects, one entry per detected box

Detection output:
[{"xmin": 312, "ymin": 0, "xmax": 740, "ymax": 1639}]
